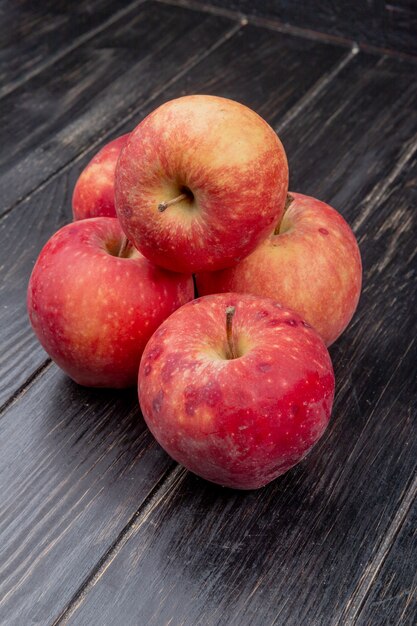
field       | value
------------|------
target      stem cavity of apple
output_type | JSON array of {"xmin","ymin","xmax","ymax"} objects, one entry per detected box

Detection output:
[
  {"xmin": 118, "ymin": 235, "xmax": 130, "ymax": 258},
  {"xmin": 274, "ymin": 194, "xmax": 295, "ymax": 235},
  {"xmin": 285, "ymin": 193, "xmax": 294, "ymax": 212},
  {"xmin": 226, "ymin": 306, "xmax": 237, "ymax": 360},
  {"xmin": 158, "ymin": 192, "xmax": 188, "ymax": 213}
]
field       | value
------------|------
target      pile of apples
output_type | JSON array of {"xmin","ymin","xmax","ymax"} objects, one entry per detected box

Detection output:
[{"xmin": 28, "ymin": 96, "xmax": 362, "ymax": 490}]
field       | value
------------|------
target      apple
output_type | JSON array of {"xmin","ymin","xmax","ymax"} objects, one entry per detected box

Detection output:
[
  {"xmin": 196, "ymin": 193, "xmax": 362, "ymax": 346},
  {"xmin": 115, "ymin": 95, "xmax": 288, "ymax": 273},
  {"xmin": 138, "ymin": 293, "xmax": 335, "ymax": 490},
  {"xmin": 72, "ymin": 134, "xmax": 130, "ymax": 220},
  {"xmin": 27, "ymin": 217, "xmax": 194, "ymax": 388}
]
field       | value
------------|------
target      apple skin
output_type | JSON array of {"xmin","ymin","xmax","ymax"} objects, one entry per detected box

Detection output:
[
  {"xmin": 27, "ymin": 218, "xmax": 194, "ymax": 388},
  {"xmin": 138, "ymin": 293, "xmax": 335, "ymax": 490},
  {"xmin": 115, "ymin": 95, "xmax": 288, "ymax": 273},
  {"xmin": 196, "ymin": 193, "xmax": 362, "ymax": 346},
  {"xmin": 72, "ymin": 134, "xmax": 129, "ymax": 220}
]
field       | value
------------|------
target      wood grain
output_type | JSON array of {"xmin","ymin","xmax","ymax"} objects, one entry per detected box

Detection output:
[
  {"xmin": 0, "ymin": 25, "xmax": 346, "ymax": 406},
  {"xmin": 0, "ymin": 0, "xmax": 145, "ymax": 97},
  {"xmin": 157, "ymin": 22, "xmax": 348, "ymax": 123},
  {"xmin": 355, "ymin": 495, "xmax": 417, "ymax": 625},
  {"xmin": 175, "ymin": 0, "xmax": 417, "ymax": 55},
  {"xmin": 64, "ymin": 151, "xmax": 417, "ymax": 626},
  {"xmin": 0, "ymin": 167, "xmax": 74, "ymax": 408},
  {"xmin": 0, "ymin": 366, "xmax": 175, "ymax": 625},
  {"xmin": 0, "ymin": 0, "xmax": 235, "ymax": 216},
  {"xmin": 278, "ymin": 54, "xmax": 417, "ymax": 224}
]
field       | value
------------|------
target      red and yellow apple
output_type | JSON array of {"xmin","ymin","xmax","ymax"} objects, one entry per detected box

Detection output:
[
  {"xmin": 72, "ymin": 134, "xmax": 129, "ymax": 220},
  {"xmin": 196, "ymin": 193, "xmax": 362, "ymax": 346},
  {"xmin": 139, "ymin": 293, "xmax": 335, "ymax": 490},
  {"xmin": 27, "ymin": 217, "xmax": 194, "ymax": 388},
  {"xmin": 115, "ymin": 95, "xmax": 288, "ymax": 273}
]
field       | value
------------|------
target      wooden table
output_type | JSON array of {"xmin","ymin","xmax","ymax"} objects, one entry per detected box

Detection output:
[{"xmin": 1, "ymin": 1, "xmax": 416, "ymax": 624}]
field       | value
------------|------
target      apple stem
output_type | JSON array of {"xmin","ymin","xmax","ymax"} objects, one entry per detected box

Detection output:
[
  {"xmin": 226, "ymin": 306, "xmax": 237, "ymax": 360},
  {"xmin": 284, "ymin": 194, "xmax": 294, "ymax": 212},
  {"xmin": 118, "ymin": 235, "xmax": 130, "ymax": 258},
  {"xmin": 274, "ymin": 194, "xmax": 295, "ymax": 235},
  {"xmin": 158, "ymin": 193, "xmax": 188, "ymax": 213}
]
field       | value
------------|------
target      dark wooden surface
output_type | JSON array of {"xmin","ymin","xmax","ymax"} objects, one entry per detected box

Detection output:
[
  {"xmin": 0, "ymin": 1, "xmax": 416, "ymax": 625},
  {"xmin": 180, "ymin": 0, "xmax": 417, "ymax": 56},
  {"xmin": 0, "ymin": 0, "xmax": 148, "ymax": 97}
]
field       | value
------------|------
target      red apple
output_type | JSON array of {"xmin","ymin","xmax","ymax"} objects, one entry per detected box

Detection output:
[
  {"xmin": 196, "ymin": 193, "xmax": 362, "ymax": 346},
  {"xmin": 139, "ymin": 293, "xmax": 335, "ymax": 490},
  {"xmin": 115, "ymin": 95, "xmax": 288, "ymax": 273},
  {"xmin": 27, "ymin": 218, "xmax": 194, "ymax": 388},
  {"xmin": 72, "ymin": 134, "xmax": 129, "ymax": 220}
]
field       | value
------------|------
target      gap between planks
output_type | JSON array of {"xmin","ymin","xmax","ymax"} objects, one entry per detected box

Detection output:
[
  {"xmin": 53, "ymin": 465, "xmax": 187, "ymax": 625},
  {"xmin": 0, "ymin": 0, "xmax": 149, "ymax": 100},
  {"xmin": 0, "ymin": 359, "xmax": 52, "ymax": 418},
  {"xmin": 155, "ymin": 0, "xmax": 417, "ymax": 64},
  {"xmin": 276, "ymin": 45, "xmax": 359, "ymax": 133},
  {"xmin": 354, "ymin": 132, "xmax": 417, "ymax": 234},
  {"xmin": 0, "ymin": 16, "xmax": 243, "ymax": 413},
  {"xmin": 341, "ymin": 471, "xmax": 417, "ymax": 625},
  {"xmin": 0, "ymin": 19, "xmax": 242, "ymax": 223},
  {"xmin": 51, "ymin": 345, "xmax": 417, "ymax": 625},
  {"xmin": 1, "ymin": 16, "xmax": 354, "ymax": 225}
]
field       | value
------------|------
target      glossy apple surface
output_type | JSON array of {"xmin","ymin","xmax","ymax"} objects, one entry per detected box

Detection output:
[
  {"xmin": 72, "ymin": 134, "xmax": 129, "ymax": 220},
  {"xmin": 139, "ymin": 293, "xmax": 335, "ymax": 490},
  {"xmin": 27, "ymin": 218, "xmax": 194, "ymax": 388},
  {"xmin": 115, "ymin": 95, "xmax": 288, "ymax": 273},
  {"xmin": 196, "ymin": 193, "xmax": 362, "ymax": 346}
]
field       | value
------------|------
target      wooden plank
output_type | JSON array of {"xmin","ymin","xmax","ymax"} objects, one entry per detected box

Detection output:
[
  {"xmin": 152, "ymin": 20, "xmax": 350, "ymax": 129},
  {"xmin": 176, "ymin": 0, "xmax": 417, "ymax": 56},
  {"xmin": 0, "ymin": 0, "xmax": 144, "ymax": 97},
  {"xmin": 277, "ymin": 54, "xmax": 417, "ymax": 219},
  {"xmin": 63, "ymin": 84, "xmax": 417, "ymax": 626},
  {"xmin": 0, "ymin": 1, "xmax": 235, "ymax": 216},
  {"xmin": 0, "ymin": 366, "xmax": 174, "ymax": 624},
  {"xmin": 0, "ymin": 167, "xmax": 75, "ymax": 408},
  {"xmin": 355, "ymin": 495, "xmax": 417, "ymax": 626},
  {"xmin": 0, "ymin": 25, "xmax": 347, "ymax": 406}
]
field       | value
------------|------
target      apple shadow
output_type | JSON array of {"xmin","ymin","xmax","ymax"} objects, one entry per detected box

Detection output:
[{"xmin": 125, "ymin": 455, "xmax": 346, "ymax": 625}]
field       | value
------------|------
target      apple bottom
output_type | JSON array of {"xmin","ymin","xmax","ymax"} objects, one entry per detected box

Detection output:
[
  {"xmin": 146, "ymin": 402, "xmax": 330, "ymax": 490},
  {"xmin": 139, "ymin": 293, "xmax": 335, "ymax": 490},
  {"xmin": 27, "ymin": 218, "xmax": 194, "ymax": 388}
]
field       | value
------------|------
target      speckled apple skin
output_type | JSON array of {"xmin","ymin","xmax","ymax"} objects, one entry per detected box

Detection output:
[
  {"xmin": 196, "ymin": 193, "xmax": 362, "ymax": 346},
  {"xmin": 27, "ymin": 218, "xmax": 194, "ymax": 388},
  {"xmin": 72, "ymin": 134, "xmax": 129, "ymax": 220},
  {"xmin": 139, "ymin": 293, "xmax": 334, "ymax": 490},
  {"xmin": 115, "ymin": 95, "xmax": 288, "ymax": 273}
]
